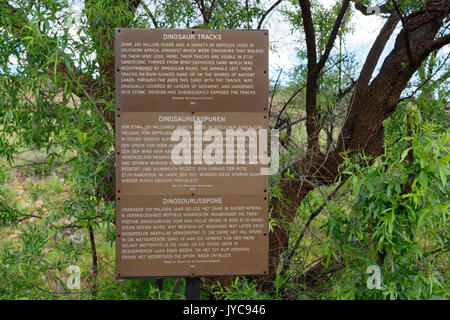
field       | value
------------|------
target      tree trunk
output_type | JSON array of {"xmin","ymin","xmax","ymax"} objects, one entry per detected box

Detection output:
[{"xmin": 255, "ymin": 0, "xmax": 450, "ymax": 292}]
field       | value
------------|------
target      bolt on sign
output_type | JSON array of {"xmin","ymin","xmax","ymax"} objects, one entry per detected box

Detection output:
[{"xmin": 115, "ymin": 28, "xmax": 269, "ymax": 278}]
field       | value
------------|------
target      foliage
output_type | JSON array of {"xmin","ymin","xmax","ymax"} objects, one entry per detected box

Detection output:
[
  {"xmin": 322, "ymin": 105, "xmax": 449, "ymax": 299},
  {"xmin": 211, "ymin": 277, "xmax": 273, "ymax": 300},
  {"xmin": 0, "ymin": 0, "xmax": 448, "ymax": 300}
]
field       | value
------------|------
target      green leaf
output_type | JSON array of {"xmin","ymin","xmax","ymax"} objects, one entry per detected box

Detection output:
[
  {"xmin": 400, "ymin": 148, "xmax": 411, "ymax": 162},
  {"xmin": 438, "ymin": 166, "xmax": 447, "ymax": 187}
]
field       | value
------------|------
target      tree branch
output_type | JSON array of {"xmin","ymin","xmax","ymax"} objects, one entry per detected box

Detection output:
[
  {"xmin": 317, "ymin": 0, "xmax": 351, "ymax": 72},
  {"xmin": 269, "ymin": 67, "xmax": 283, "ymax": 116},
  {"xmin": 299, "ymin": 0, "xmax": 321, "ymax": 151},
  {"xmin": 141, "ymin": 1, "xmax": 159, "ymax": 28},
  {"xmin": 392, "ymin": 0, "xmax": 416, "ymax": 67},
  {"xmin": 299, "ymin": 0, "xmax": 317, "ymax": 68},
  {"xmin": 257, "ymin": 0, "xmax": 283, "ymax": 30},
  {"xmin": 194, "ymin": 0, "xmax": 208, "ymax": 25},
  {"xmin": 275, "ymin": 83, "xmax": 306, "ymax": 128},
  {"xmin": 1, "ymin": 1, "xmax": 100, "ymax": 99},
  {"xmin": 207, "ymin": 0, "xmax": 217, "ymax": 25},
  {"xmin": 355, "ymin": 14, "xmax": 400, "ymax": 96},
  {"xmin": 400, "ymin": 53, "xmax": 450, "ymax": 102},
  {"xmin": 88, "ymin": 223, "xmax": 98, "ymax": 298},
  {"xmin": 339, "ymin": 0, "xmax": 449, "ymax": 154},
  {"xmin": 335, "ymin": 79, "xmax": 356, "ymax": 100},
  {"xmin": 338, "ymin": 14, "xmax": 399, "ymax": 151},
  {"xmin": 279, "ymin": 179, "xmax": 346, "ymax": 281},
  {"xmin": 428, "ymin": 33, "xmax": 450, "ymax": 52}
]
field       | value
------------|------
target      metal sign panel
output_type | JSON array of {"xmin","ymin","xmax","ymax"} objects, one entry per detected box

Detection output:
[
  {"xmin": 116, "ymin": 195, "xmax": 268, "ymax": 277},
  {"xmin": 116, "ymin": 112, "xmax": 268, "ymax": 196},
  {"xmin": 115, "ymin": 28, "xmax": 269, "ymax": 278},
  {"xmin": 114, "ymin": 28, "xmax": 268, "ymax": 113}
]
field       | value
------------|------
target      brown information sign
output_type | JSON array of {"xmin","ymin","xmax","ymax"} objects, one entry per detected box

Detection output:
[
  {"xmin": 116, "ymin": 112, "xmax": 269, "ymax": 195},
  {"xmin": 114, "ymin": 28, "xmax": 268, "ymax": 112},
  {"xmin": 115, "ymin": 28, "xmax": 269, "ymax": 278},
  {"xmin": 116, "ymin": 195, "xmax": 268, "ymax": 277}
]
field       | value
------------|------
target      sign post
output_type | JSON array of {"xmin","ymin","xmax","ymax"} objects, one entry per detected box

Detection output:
[
  {"xmin": 114, "ymin": 28, "xmax": 269, "ymax": 298},
  {"xmin": 185, "ymin": 277, "xmax": 201, "ymax": 300}
]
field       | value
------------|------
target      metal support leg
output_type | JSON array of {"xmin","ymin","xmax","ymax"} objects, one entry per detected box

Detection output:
[{"xmin": 185, "ymin": 277, "xmax": 200, "ymax": 300}]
